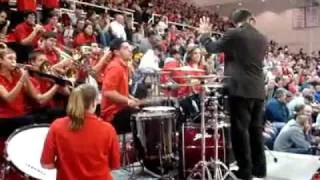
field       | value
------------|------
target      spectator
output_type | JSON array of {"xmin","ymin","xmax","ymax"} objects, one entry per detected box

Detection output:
[
  {"xmin": 274, "ymin": 104, "xmax": 319, "ymax": 154},
  {"xmin": 74, "ymin": 22, "xmax": 97, "ymax": 47},
  {"xmin": 110, "ymin": 14, "xmax": 127, "ymax": 40}
]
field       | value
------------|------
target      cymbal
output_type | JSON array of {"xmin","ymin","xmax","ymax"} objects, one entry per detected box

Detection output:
[
  {"xmin": 159, "ymin": 82, "xmax": 200, "ymax": 88},
  {"xmin": 173, "ymin": 75, "xmax": 230, "ymax": 80},
  {"xmin": 203, "ymin": 84, "xmax": 225, "ymax": 89},
  {"xmin": 164, "ymin": 66, "xmax": 205, "ymax": 72},
  {"xmin": 173, "ymin": 74, "xmax": 217, "ymax": 79}
]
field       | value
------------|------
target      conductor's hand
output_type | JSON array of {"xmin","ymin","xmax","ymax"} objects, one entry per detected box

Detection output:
[{"xmin": 198, "ymin": 17, "xmax": 212, "ymax": 34}]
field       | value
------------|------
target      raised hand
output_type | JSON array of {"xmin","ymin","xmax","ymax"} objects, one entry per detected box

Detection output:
[{"xmin": 198, "ymin": 16, "xmax": 212, "ymax": 34}]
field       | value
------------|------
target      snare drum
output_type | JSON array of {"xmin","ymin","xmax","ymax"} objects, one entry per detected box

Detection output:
[
  {"xmin": 3, "ymin": 124, "xmax": 56, "ymax": 180},
  {"xmin": 131, "ymin": 108, "xmax": 176, "ymax": 173},
  {"xmin": 181, "ymin": 123, "xmax": 229, "ymax": 178}
]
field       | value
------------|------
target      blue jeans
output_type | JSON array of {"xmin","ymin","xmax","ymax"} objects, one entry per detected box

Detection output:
[{"xmin": 98, "ymin": 31, "xmax": 111, "ymax": 47}]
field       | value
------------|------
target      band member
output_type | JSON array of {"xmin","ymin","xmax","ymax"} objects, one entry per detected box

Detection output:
[
  {"xmin": 0, "ymin": 47, "xmax": 34, "ymax": 136},
  {"xmin": 101, "ymin": 38, "xmax": 139, "ymax": 134},
  {"xmin": 28, "ymin": 50, "xmax": 68, "ymax": 123},
  {"xmin": 38, "ymin": 32, "xmax": 60, "ymax": 65},
  {"xmin": 88, "ymin": 43, "xmax": 112, "ymax": 85},
  {"xmin": 41, "ymin": 84, "xmax": 120, "ymax": 180},
  {"xmin": 0, "ymin": 48, "xmax": 59, "ymax": 136},
  {"xmin": 14, "ymin": 11, "xmax": 44, "ymax": 48},
  {"xmin": 198, "ymin": 9, "xmax": 267, "ymax": 179}
]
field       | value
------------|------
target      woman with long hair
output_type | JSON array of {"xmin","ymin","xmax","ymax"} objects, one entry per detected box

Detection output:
[{"xmin": 41, "ymin": 84, "xmax": 120, "ymax": 180}]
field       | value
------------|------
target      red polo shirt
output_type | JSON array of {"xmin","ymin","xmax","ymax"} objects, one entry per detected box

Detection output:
[
  {"xmin": 15, "ymin": 21, "xmax": 41, "ymax": 47},
  {"xmin": 17, "ymin": 0, "xmax": 36, "ymax": 12},
  {"xmin": 41, "ymin": 0, "xmax": 59, "ymax": 8},
  {"xmin": 0, "ymin": 72, "xmax": 27, "ymax": 118},
  {"xmin": 41, "ymin": 113, "xmax": 120, "ymax": 180},
  {"xmin": 101, "ymin": 56, "xmax": 129, "ymax": 122},
  {"xmin": 73, "ymin": 32, "xmax": 96, "ymax": 47}
]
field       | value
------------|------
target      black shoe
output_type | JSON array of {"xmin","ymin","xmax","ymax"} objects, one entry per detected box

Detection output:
[
  {"xmin": 231, "ymin": 170, "xmax": 252, "ymax": 180},
  {"xmin": 252, "ymin": 167, "xmax": 266, "ymax": 178}
]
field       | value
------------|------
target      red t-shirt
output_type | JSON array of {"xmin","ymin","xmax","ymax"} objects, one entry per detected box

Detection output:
[
  {"xmin": 41, "ymin": 0, "xmax": 59, "ymax": 8},
  {"xmin": 17, "ymin": 0, "xmax": 37, "ymax": 12},
  {"xmin": 73, "ymin": 32, "xmax": 96, "ymax": 48},
  {"xmin": 101, "ymin": 56, "xmax": 129, "ymax": 122},
  {"xmin": 173, "ymin": 64, "xmax": 205, "ymax": 97},
  {"xmin": 44, "ymin": 23, "xmax": 54, "ymax": 32},
  {"xmin": 0, "ymin": 72, "xmax": 27, "ymax": 118},
  {"xmin": 43, "ymin": 48, "xmax": 59, "ymax": 65},
  {"xmin": 28, "ymin": 76, "xmax": 54, "ymax": 109},
  {"xmin": 89, "ymin": 54, "xmax": 106, "ymax": 84},
  {"xmin": 161, "ymin": 58, "xmax": 180, "ymax": 96},
  {"xmin": 15, "ymin": 22, "xmax": 41, "ymax": 47},
  {"xmin": 41, "ymin": 113, "xmax": 120, "ymax": 180}
]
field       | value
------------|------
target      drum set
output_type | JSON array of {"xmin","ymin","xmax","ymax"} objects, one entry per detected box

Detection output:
[{"xmin": 129, "ymin": 67, "xmax": 238, "ymax": 180}]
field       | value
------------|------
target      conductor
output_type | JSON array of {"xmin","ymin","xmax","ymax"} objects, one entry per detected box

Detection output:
[{"xmin": 198, "ymin": 9, "xmax": 267, "ymax": 180}]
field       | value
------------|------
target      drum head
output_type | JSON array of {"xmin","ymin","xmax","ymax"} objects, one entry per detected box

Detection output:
[
  {"xmin": 143, "ymin": 106, "xmax": 175, "ymax": 112},
  {"xmin": 132, "ymin": 111, "xmax": 174, "ymax": 121},
  {"xmin": 5, "ymin": 124, "xmax": 57, "ymax": 180}
]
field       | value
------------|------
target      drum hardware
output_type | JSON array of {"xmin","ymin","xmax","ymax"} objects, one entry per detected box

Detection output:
[{"xmin": 186, "ymin": 82, "xmax": 236, "ymax": 180}]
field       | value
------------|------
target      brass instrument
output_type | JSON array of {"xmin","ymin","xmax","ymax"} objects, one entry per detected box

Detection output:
[
  {"xmin": 0, "ymin": 42, "xmax": 7, "ymax": 52},
  {"xmin": 39, "ymin": 61, "xmax": 52, "ymax": 73},
  {"xmin": 1, "ymin": 21, "xmax": 10, "ymax": 35}
]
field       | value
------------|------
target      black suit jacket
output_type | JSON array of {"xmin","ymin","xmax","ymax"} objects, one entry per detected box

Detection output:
[{"xmin": 200, "ymin": 23, "xmax": 267, "ymax": 100}]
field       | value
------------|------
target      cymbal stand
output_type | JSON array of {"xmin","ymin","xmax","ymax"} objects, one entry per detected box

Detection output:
[
  {"xmin": 187, "ymin": 86, "xmax": 237, "ymax": 180},
  {"xmin": 187, "ymin": 81, "xmax": 211, "ymax": 180},
  {"xmin": 207, "ymin": 90, "xmax": 237, "ymax": 180}
]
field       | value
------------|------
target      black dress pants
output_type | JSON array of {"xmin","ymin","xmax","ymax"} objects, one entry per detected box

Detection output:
[
  {"xmin": 111, "ymin": 107, "xmax": 136, "ymax": 135},
  {"xmin": 229, "ymin": 96, "xmax": 266, "ymax": 179}
]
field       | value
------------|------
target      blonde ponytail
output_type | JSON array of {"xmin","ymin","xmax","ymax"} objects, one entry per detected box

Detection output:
[{"xmin": 66, "ymin": 84, "xmax": 98, "ymax": 130}]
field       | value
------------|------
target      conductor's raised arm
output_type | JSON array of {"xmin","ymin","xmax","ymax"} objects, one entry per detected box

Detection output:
[{"xmin": 198, "ymin": 17, "xmax": 234, "ymax": 54}]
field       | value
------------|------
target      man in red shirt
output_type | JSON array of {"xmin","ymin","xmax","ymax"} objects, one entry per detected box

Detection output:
[
  {"xmin": 38, "ymin": 32, "xmax": 59, "ymax": 64},
  {"xmin": 44, "ymin": 14, "xmax": 59, "ymax": 32},
  {"xmin": 101, "ymin": 38, "xmax": 139, "ymax": 134},
  {"xmin": 41, "ymin": 84, "xmax": 120, "ymax": 180},
  {"xmin": 15, "ymin": 12, "xmax": 44, "ymax": 47},
  {"xmin": 28, "ymin": 50, "xmax": 68, "ymax": 123}
]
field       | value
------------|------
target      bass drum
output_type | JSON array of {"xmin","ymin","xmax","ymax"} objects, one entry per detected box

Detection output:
[
  {"xmin": 180, "ymin": 122, "xmax": 231, "ymax": 179},
  {"xmin": 3, "ymin": 124, "xmax": 56, "ymax": 180}
]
